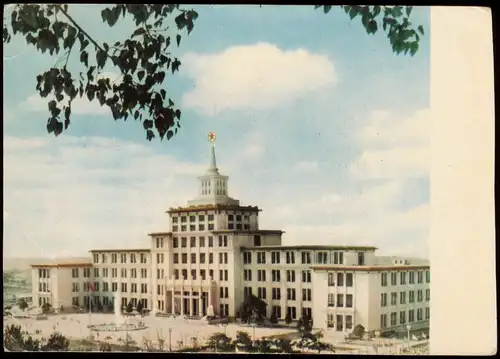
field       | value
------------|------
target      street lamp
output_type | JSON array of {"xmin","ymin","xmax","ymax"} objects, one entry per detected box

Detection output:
[
  {"xmin": 374, "ymin": 330, "xmax": 381, "ymax": 354},
  {"xmin": 406, "ymin": 324, "xmax": 412, "ymax": 351},
  {"xmin": 168, "ymin": 328, "xmax": 172, "ymax": 352}
]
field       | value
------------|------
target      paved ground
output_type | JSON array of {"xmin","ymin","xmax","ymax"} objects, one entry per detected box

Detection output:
[{"xmin": 4, "ymin": 313, "xmax": 297, "ymax": 351}]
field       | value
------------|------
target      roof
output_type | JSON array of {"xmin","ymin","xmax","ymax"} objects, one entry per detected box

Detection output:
[
  {"xmin": 30, "ymin": 259, "xmax": 92, "ymax": 268},
  {"xmin": 311, "ymin": 265, "xmax": 430, "ymax": 272},
  {"xmin": 212, "ymin": 230, "xmax": 284, "ymax": 235},
  {"xmin": 240, "ymin": 245, "xmax": 378, "ymax": 251},
  {"xmin": 89, "ymin": 249, "xmax": 151, "ymax": 253},
  {"xmin": 148, "ymin": 232, "xmax": 172, "ymax": 237},
  {"xmin": 167, "ymin": 204, "xmax": 261, "ymax": 214}
]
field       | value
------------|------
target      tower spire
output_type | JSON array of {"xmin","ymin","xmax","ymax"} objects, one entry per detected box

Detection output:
[{"xmin": 207, "ymin": 131, "xmax": 218, "ymax": 174}]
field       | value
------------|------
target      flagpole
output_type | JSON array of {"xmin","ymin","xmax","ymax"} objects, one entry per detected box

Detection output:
[{"xmin": 89, "ymin": 281, "xmax": 92, "ymax": 326}]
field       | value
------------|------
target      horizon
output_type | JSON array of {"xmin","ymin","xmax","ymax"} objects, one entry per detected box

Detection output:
[{"xmin": 3, "ymin": 5, "xmax": 430, "ymax": 259}]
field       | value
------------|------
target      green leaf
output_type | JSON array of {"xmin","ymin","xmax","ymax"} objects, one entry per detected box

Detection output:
[
  {"xmin": 176, "ymin": 34, "xmax": 181, "ymax": 46},
  {"xmin": 373, "ymin": 6, "xmax": 381, "ymax": 17},
  {"xmin": 323, "ymin": 6, "xmax": 332, "ymax": 14},
  {"xmin": 417, "ymin": 25, "xmax": 425, "ymax": 35},
  {"xmin": 80, "ymin": 51, "xmax": 88, "ymax": 67},
  {"xmin": 367, "ymin": 20, "xmax": 378, "ymax": 34},
  {"xmin": 160, "ymin": 89, "xmax": 166, "ymax": 100},
  {"xmin": 406, "ymin": 6, "xmax": 413, "ymax": 17},
  {"xmin": 132, "ymin": 28, "xmax": 146, "ymax": 37},
  {"xmin": 137, "ymin": 70, "xmax": 145, "ymax": 81},
  {"xmin": 166, "ymin": 130, "xmax": 174, "ymax": 140},
  {"xmin": 349, "ymin": 7, "xmax": 359, "ymax": 20},
  {"xmin": 96, "ymin": 50, "xmax": 107, "ymax": 69}
]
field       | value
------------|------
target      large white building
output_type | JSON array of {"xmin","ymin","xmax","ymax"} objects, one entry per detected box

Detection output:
[{"xmin": 30, "ymin": 133, "xmax": 430, "ymax": 336}]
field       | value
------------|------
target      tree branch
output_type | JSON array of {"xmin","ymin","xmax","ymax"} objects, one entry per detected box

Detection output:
[{"xmin": 56, "ymin": 5, "xmax": 105, "ymax": 53}]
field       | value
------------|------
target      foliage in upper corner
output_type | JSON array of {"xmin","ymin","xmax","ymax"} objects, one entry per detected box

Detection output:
[
  {"xmin": 316, "ymin": 5, "xmax": 425, "ymax": 56},
  {"xmin": 3, "ymin": 4, "xmax": 198, "ymax": 141}
]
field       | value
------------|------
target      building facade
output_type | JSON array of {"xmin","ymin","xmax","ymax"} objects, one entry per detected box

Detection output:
[{"xmin": 30, "ymin": 134, "xmax": 430, "ymax": 335}]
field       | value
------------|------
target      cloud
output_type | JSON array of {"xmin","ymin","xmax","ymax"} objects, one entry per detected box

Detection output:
[
  {"xmin": 292, "ymin": 160, "xmax": 320, "ymax": 173},
  {"xmin": 20, "ymin": 72, "xmax": 121, "ymax": 116},
  {"xmin": 181, "ymin": 42, "xmax": 337, "ymax": 116},
  {"xmin": 350, "ymin": 109, "xmax": 430, "ymax": 180}
]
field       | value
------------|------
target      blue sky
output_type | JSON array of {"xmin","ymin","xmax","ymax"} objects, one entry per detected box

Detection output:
[{"xmin": 3, "ymin": 5, "xmax": 430, "ymax": 258}]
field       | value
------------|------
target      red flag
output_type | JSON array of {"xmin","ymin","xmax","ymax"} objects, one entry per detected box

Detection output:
[{"xmin": 89, "ymin": 282, "xmax": 94, "ymax": 293}]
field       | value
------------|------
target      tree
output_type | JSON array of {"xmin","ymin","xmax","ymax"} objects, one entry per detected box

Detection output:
[
  {"xmin": 284, "ymin": 311, "xmax": 292, "ymax": 325},
  {"xmin": 208, "ymin": 332, "xmax": 232, "ymax": 352},
  {"xmin": 17, "ymin": 298, "xmax": 29, "ymax": 311},
  {"xmin": 41, "ymin": 332, "xmax": 70, "ymax": 351},
  {"xmin": 269, "ymin": 313, "xmax": 278, "ymax": 325},
  {"xmin": 234, "ymin": 331, "xmax": 252, "ymax": 352},
  {"xmin": 41, "ymin": 302, "xmax": 51, "ymax": 314},
  {"xmin": 136, "ymin": 301, "xmax": 144, "ymax": 314},
  {"xmin": 352, "ymin": 324, "xmax": 365, "ymax": 339},
  {"xmin": 4, "ymin": 324, "xmax": 41, "ymax": 351},
  {"xmin": 3, "ymin": 5, "xmax": 423, "ymax": 142},
  {"xmin": 126, "ymin": 301, "xmax": 134, "ymax": 313},
  {"xmin": 239, "ymin": 294, "xmax": 267, "ymax": 325}
]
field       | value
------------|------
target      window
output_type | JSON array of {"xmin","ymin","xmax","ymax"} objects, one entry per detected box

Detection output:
[
  {"xmin": 337, "ymin": 294, "xmax": 344, "ymax": 307},
  {"xmin": 408, "ymin": 309, "xmax": 415, "ymax": 323},
  {"xmin": 316, "ymin": 251, "xmax": 328, "ymax": 264},
  {"xmin": 399, "ymin": 311, "xmax": 406, "ymax": 325},
  {"xmin": 400, "ymin": 272, "xmax": 407, "ymax": 285},
  {"xmin": 182, "ymin": 269, "xmax": 187, "ymax": 279},
  {"xmin": 173, "ymin": 238, "xmax": 178, "ymax": 248},
  {"xmin": 425, "ymin": 307, "xmax": 430, "ymax": 320},
  {"xmin": 417, "ymin": 289, "xmax": 423, "ymax": 302},
  {"xmin": 302, "ymin": 288, "xmax": 312, "ymax": 301},
  {"xmin": 224, "ymin": 270, "xmax": 228, "ymax": 281},
  {"xmin": 101, "ymin": 254, "xmax": 107, "ymax": 263},
  {"xmin": 208, "ymin": 214, "xmax": 214, "ymax": 221},
  {"xmin": 301, "ymin": 251, "xmax": 311, "ymax": 264},
  {"xmin": 112, "ymin": 268, "xmax": 117, "ymax": 278},
  {"xmin": 272, "ymin": 270, "xmax": 281, "ymax": 282},
  {"xmin": 223, "ymin": 236, "xmax": 228, "ymax": 247},
  {"xmin": 417, "ymin": 271, "xmax": 424, "ymax": 284},
  {"xmin": 181, "ymin": 254, "xmax": 187, "ymax": 264},
  {"xmin": 141, "ymin": 269, "xmax": 147, "ymax": 278},
  {"xmin": 345, "ymin": 315, "xmax": 353, "ymax": 330},
  {"xmin": 271, "ymin": 252, "xmax": 280, "ymax": 264},
  {"xmin": 219, "ymin": 253, "xmax": 224, "ymax": 264},
  {"xmin": 390, "ymin": 312, "xmax": 397, "ymax": 326},
  {"xmin": 425, "ymin": 270, "xmax": 430, "ymax": 283},
  {"xmin": 258, "ymin": 287, "xmax": 267, "ymax": 300},
  {"xmin": 121, "ymin": 283, "xmax": 127, "ymax": 292},
  {"xmin": 328, "ymin": 293, "xmax": 335, "ymax": 307},
  {"xmin": 209, "ymin": 253, "xmax": 214, "ymax": 264},
  {"xmin": 400, "ymin": 291, "xmax": 406, "ymax": 305},
  {"xmin": 130, "ymin": 253, "xmax": 136, "ymax": 263},
  {"xmin": 409, "ymin": 290, "xmax": 415, "ymax": 303},
  {"xmin": 337, "ymin": 273, "xmax": 344, "ymax": 286},
  {"xmin": 140, "ymin": 253, "xmax": 147, "ymax": 263},
  {"xmin": 243, "ymin": 252, "xmax": 252, "ymax": 264},
  {"xmin": 224, "ymin": 253, "xmax": 228, "ymax": 264},
  {"xmin": 417, "ymin": 308, "xmax": 423, "ymax": 321},
  {"xmin": 426, "ymin": 289, "xmax": 430, "ymax": 301},
  {"xmin": 346, "ymin": 294, "xmax": 353, "ymax": 308},
  {"xmin": 381, "ymin": 273, "xmax": 388, "ymax": 287},
  {"xmin": 93, "ymin": 254, "xmax": 99, "ymax": 263},
  {"xmin": 121, "ymin": 268, "xmax": 127, "ymax": 278},
  {"xmin": 200, "ymin": 253, "xmax": 206, "ymax": 264},
  {"xmin": 357, "ymin": 252, "xmax": 365, "ymax": 265},
  {"xmin": 253, "ymin": 235, "xmax": 261, "ymax": 246},
  {"xmin": 208, "ymin": 236, "xmax": 214, "ymax": 247},
  {"xmin": 257, "ymin": 252, "xmax": 266, "ymax": 264},
  {"xmin": 391, "ymin": 292, "xmax": 398, "ymax": 305},
  {"xmin": 257, "ymin": 270, "xmax": 266, "ymax": 282},
  {"xmin": 172, "ymin": 225, "xmax": 178, "ymax": 232},
  {"xmin": 272, "ymin": 305, "xmax": 282, "ymax": 319},
  {"xmin": 302, "ymin": 270, "xmax": 311, "ymax": 283},
  {"xmin": 219, "ymin": 270, "xmax": 223, "ymax": 281},
  {"xmin": 380, "ymin": 314, "xmax": 387, "ymax": 328},
  {"xmin": 228, "ymin": 214, "xmax": 234, "ymax": 221},
  {"xmin": 327, "ymin": 314, "xmax": 335, "ymax": 328},
  {"xmin": 173, "ymin": 253, "xmax": 179, "ymax": 264},
  {"xmin": 336, "ymin": 315, "xmax": 343, "ymax": 331},
  {"xmin": 72, "ymin": 268, "xmax": 79, "ymax": 278},
  {"xmin": 346, "ymin": 273, "xmax": 353, "ymax": 287},
  {"xmin": 409, "ymin": 271, "xmax": 415, "ymax": 284},
  {"xmin": 200, "ymin": 270, "xmax": 206, "ymax": 280},
  {"xmin": 381, "ymin": 293, "xmax": 388, "ymax": 307},
  {"xmin": 141, "ymin": 284, "xmax": 148, "ymax": 294},
  {"xmin": 190, "ymin": 237, "xmax": 196, "ymax": 247},
  {"xmin": 209, "ymin": 269, "xmax": 213, "ymax": 279},
  {"xmin": 286, "ymin": 270, "xmax": 295, "ymax": 282},
  {"xmin": 103, "ymin": 268, "xmax": 109, "ymax": 277},
  {"xmin": 244, "ymin": 287, "xmax": 252, "ymax": 297},
  {"xmin": 218, "ymin": 236, "xmax": 223, "ymax": 247},
  {"xmin": 286, "ymin": 288, "xmax": 296, "ymax": 301},
  {"xmin": 391, "ymin": 273, "xmax": 397, "ymax": 285},
  {"xmin": 172, "ymin": 217, "xmax": 178, "ymax": 223},
  {"xmin": 191, "ymin": 269, "xmax": 197, "ymax": 280},
  {"xmin": 111, "ymin": 254, "xmax": 117, "ymax": 263},
  {"xmin": 181, "ymin": 216, "xmax": 187, "ymax": 223},
  {"xmin": 174, "ymin": 270, "xmax": 179, "ymax": 279},
  {"xmin": 244, "ymin": 269, "xmax": 252, "ymax": 281},
  {"xmin": 199, "ymin": 237, "xmax": 205, "ymax": 247},
  {"xmin": 191, "ymin": 253, "xmax": 196, "ymax": 264},
  {"xmin": 288, "ymin": 306, "xmax": 297, "ymax": 320},
  {"xmin": 208, "ymin": 223, "xmax": 214, "ymax": 230},
  {"xmin": 189, "ymin": 215, "xmax": 195, "ymax": 222},
  {"xmin": 272, "ymin": 288, "xmax": 281, "ymax": 300},
  {"xmin": 121, "ymin": 254, "xmax": 127, "ymax": 263},
  {"xmin": 286, "ymin": 251, "xmax": 295, "ymax": 264},
  {"xmin": 328, "ymin": 273, "xmax": 335, "ymax": 286},
  {"xmin": 181, "ymin": 237, "xmax": 187, "ymax": 248},
  {"xmin": 112, "ymin": 283, "xmax": 118, "ymax": 292}
]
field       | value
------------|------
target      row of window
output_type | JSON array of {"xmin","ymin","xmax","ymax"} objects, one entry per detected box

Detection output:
[
  {"xmin": 80, "ymin": 268, "xmax": 149, "ymax": 279},
  {"xmin": 327, "ymin": 314, "xmax": 354, "ymax": 331},
  {"xmin": 327, "ymin": 272, "xmax": 354, "ymax": 287},
  {"xmin": 72, "ymin": 281, "xmax": 149, "ymax": 294},
  {"xmin": 380, "ymin": 289, "xmax": 430, "ymax": 307},
  {"xmin": 71, "ymin": 268, "xmax": 92, "ymax": 278},
  {"xmin": 172, "ymin": 213, "xmax": 250, "ymax": 224},
  {"xmin": 271, "ymin": 306, "xmax": 312, "ymax": 321},
  {"xmin": 171, "ymin": 268, "xmax": 227, "ymax": 282},
  {"xmin": 380, "ymin": 307, "xmax": 430, "ymax": 328},
  {"xmin": 172, "ymin": 252, "xmax": 228, "ymax": 265},
  {"xmin": 327, "ymin": 293, "xmax": 353, "ymax": 308},
  {"xmin": 381, "ymin": 271, "xmax": 431, "ymax": 287},
  {"xmin": 92, "ymin": 252, "xmax": 148, "ymax": 264},
  {"xmin": 243, "ymin": 287, "xmax": 311, "ymax": 301},
  {"xmin": 243, "ymin": 250, "xmax": 347, "ymax": 265},
  {"xmin": 38, "ymin": 282, "xmax": 50, "ymax": 293},
  {"xmin": 172, "ymin": 235, "xmax": 228, "ymax": 249},
  {"xmin": 243, "ymin": 269, "xmax": 313, "ymax": 283},
  {"xmin": 37, "ymin": 269, "xmax": 50, "ymax": 278}
]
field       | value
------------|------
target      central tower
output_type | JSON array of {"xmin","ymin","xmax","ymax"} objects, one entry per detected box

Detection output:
[{"xmin": 187, "ymin": 132, "xmax": 240, "ymax": 206}]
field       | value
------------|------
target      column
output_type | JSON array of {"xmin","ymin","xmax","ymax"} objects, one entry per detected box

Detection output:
[
  {"xmin": 190, "ymin": 296, "xmax": 194, "ymax": 316},
  {"xmin": 198, "ymin": 293, "xmax": 203, "ymax": 316},
  {"xmin": 181, "ymin": 296, "xmax": 184, "ymax": 315},
  {"xmin": 171, "ymin": 291, "xmax": 175, "ymax": 314}
]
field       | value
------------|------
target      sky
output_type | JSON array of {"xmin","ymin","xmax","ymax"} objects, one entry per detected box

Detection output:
[{"xmin": 3, "ymin": 5, "xmax": 430, "ymax": 259}]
